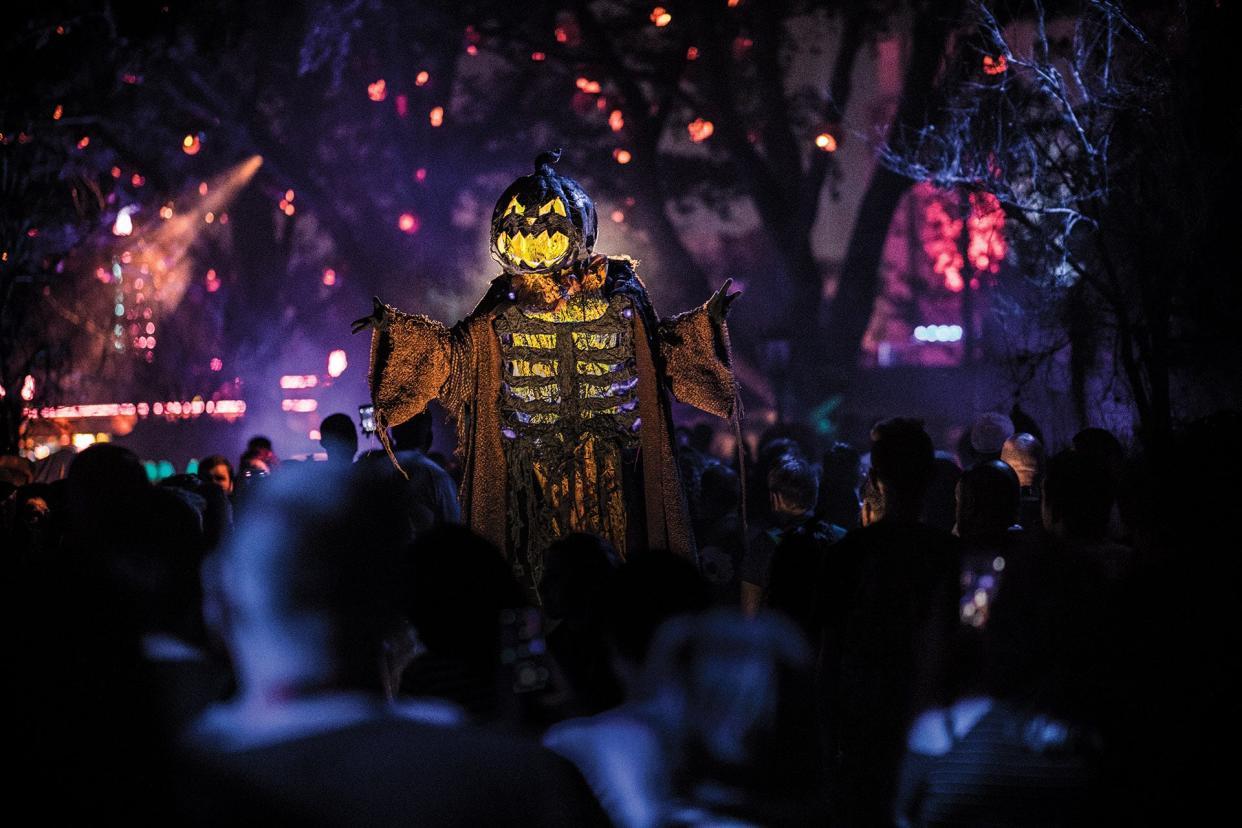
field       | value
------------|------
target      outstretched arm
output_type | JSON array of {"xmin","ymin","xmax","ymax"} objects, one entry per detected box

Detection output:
[
  {"xmin": 355, "ymin": 296, "xmax": 453, "ymax": 432},
  {"xmin": 658, "ymin": 280, "xmax": 741, "ymax": 420}
]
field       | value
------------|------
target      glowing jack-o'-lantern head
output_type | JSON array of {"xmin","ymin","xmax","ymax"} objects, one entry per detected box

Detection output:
[{"xmin": 490, "ymin": 149, "xmax": 597, "ymax": 276}]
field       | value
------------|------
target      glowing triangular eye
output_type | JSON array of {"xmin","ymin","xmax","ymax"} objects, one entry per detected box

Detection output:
[
  {"xmin": 538, "ymin": 197, "xmax": 567, "ymax": 216},
  {"xmin": 505, "ymin": 197, "xmax": 525, "ymax": 216}
]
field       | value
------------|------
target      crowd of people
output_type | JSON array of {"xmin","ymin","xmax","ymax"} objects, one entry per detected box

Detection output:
[{"xmin": 2, "ymin": 405, "xmax": 1235, "ymax": 825}]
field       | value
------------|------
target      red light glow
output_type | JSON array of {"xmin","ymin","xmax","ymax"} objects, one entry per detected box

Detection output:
[
  {"xmin": 613, "ymin": 148, "xmax": 632, "ymax": 164},
  {"xmin": 368, "ymin": 79, "xmax": 388, "ymax": 101},
  {"xmin": 429, "ymin": 106, "xmax": 444, "ymax": 127},
  {"xmin": 687, "ymin": 118, "xmax": 714, "ymax": 143},
  {"xmin": 182, "ymin": 134, "xmax": 201, "ymax": 155},
  {"xmin": 398, "ymin": 212, "xmax": 420, "ymax": 233},
  {"xmin": 983, "ymin": 55, "xmax": 1008, "ymax": 75}
]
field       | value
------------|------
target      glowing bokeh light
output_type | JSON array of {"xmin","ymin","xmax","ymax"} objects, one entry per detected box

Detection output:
[
  {"xmin": 613, "ymin": 148, "xmax": 632, "ymax": 164},
  {"xmin": 210, "ymin": 357, "xmax": 223, "ymax": 371},
  {"xmin": 280, "ymin": 375, "xmax": 318, "ymax": 390},
  {"xmin": 575, "ymin": 77, "xmax": 602, "ymax": 94},
  {"xmin": 322, "ymin": 268, "xmax": 337, "ymax": 286},
  {"xmin": 609, "ymin": 110, "xmax": 625, "ymax": 132},
  {"xmin": 914, "ymin": 324, "xmax": 964, "ymax": 343},
  {"xmin": 650, "ymin": 7, "xmax": 672, "ymax": 26},
  {"xmin": 398, "ymin": 212, "xmax": 420, "ymax": 233},
  {"xmin": 327, "ymin": 349, "xmax": 348, "ymax": 378},
  {"xmin": 182, "ymin": 134, "xmax": 201, "ymax": 155},
  {"xmin": 367, "ymin": 78, "xmax": 388, "ymax": 101},
  {"xmin": 282, "ymin": 399, "xmax": 319, "ymax": 413},
  {"xmin": 429, "ymin": 106, "xmax": 444, "ymax": 127},
  {"xmin": 21, "ymin": 375, "xmax": 35, "ymax": 401},
  {"xmin": 415, "ymin": 70, "xmax": 430, "ymax": 86},
  {"xmin": 687, "ymin": 118, "xmax": 714, "ymax": 142},
  {"xmin": 815, "ymin": 132, "xmax": 838, "ymax": 152},
  {"xmin": 112, "ymin": 206, "xmax": 135, "ymax": 237}
]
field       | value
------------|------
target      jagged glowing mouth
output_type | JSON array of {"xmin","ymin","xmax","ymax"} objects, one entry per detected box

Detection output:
[{"xmin": 497, "ymin": 230, "xmax": 570, "ymax": 269}]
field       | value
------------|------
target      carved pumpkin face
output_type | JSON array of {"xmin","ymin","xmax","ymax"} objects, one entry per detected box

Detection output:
[{"xmin": 490, "ymin": 150, "xmax": 597, "ymax": 276}]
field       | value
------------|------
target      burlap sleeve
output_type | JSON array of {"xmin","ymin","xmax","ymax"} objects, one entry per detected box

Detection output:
[
  {"xmin": 368, "ymin": 306, "xmax": 453, "ymax": 430},
  {"xmin": 657, "ymin": 303, "xmax": 737, "ymax": 420}
]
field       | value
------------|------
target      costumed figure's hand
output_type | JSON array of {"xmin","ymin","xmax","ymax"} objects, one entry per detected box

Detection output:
[
  {"xmin": 706, "ymin": 278, "xmax": 741, "ymax": 325},
  {"xmin": 351, "ymin": 296, "xmax": 390, "ymax": 335}
]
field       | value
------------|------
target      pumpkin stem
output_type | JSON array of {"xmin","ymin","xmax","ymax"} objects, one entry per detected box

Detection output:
[{"xmin": 535, "ymin": 148, "xmax": 562, "ymax": 173}]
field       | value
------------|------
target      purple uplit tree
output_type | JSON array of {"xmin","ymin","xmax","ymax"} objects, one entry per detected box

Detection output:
[{"xmin": 881, "ymin": 0, "xmax": 1242, "ymax": 452}]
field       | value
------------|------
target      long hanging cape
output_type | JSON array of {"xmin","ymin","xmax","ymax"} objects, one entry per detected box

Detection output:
[{"xmin": 367, "ymin": 257, "xmax": 736, "ymax": 561}]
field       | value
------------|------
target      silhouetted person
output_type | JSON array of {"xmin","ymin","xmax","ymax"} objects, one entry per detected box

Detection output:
[
  {"xmin": 896, "ymin": 548, "xmax": 1105, "ymax": 827},
  {"xmin": 243, "ymin": 435, "xmax": 279, "ymax": 472},
  {"xmin": 386, "ymin": 411, "xmax": 460, "ymax": 532},
  {"xmin": 969, "ymin": 412, "xmax": 1015, "ymax": 464},
  {"xmin": 197, "ymin": 454, "xmax": 235, "ymax": 497},
  {"xmin": 1001, "ymin": 432, "xmax": 1044, "ymax": 531},
  {"xmin": 816, "ymin": 417, "xmax": 961, "ymax": 826},
  {"xmin": 17, "ymin": 444, "xmax": 205, "ymax": 821},
  {"xmin": 744, "ymin": 458, "xmax": 844, "ymax": 638},
  {"xmin": 540, "ymin": 534, "xmax": 624, "ymax": 716},
  {"xmin": 181, "ymin": 465, "xmax": 604, "ymax": 826},
  {"xmin": 693, "ymin": 462, "xmax": 745, "ymax": 605},
  {"xmin": 1043, "ymin": 449, "xmax": 1133, "ymax": 585},
  {"xmin": 817, "ymin": 441, "xmax": 862, "ymax": 530},
  {"xmin": 319, "ymin": 412, "xmax": 359, "ymax": 466},
  {"xmin": 955, "ymin": 460, "xmax": 1026, "ymax": 632},
  {"xmin": 922, "ymin": 454, "xmax": 962, "ymax": 533},
  {"xmin": 546, "ymin": 611, "xmax": 825, "ymax": 827},
  {"xmin": 604, "ymin": 550, "xmax": 712, "ymax": 695},
  {"xmin": 400, "ymin": 524, "xmax": 525, "ymax": 722}
]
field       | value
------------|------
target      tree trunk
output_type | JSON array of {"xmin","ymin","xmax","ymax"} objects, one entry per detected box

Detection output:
[{"xmin": 804, "ymin": 2, "xmax": 960, "ymax": 407}]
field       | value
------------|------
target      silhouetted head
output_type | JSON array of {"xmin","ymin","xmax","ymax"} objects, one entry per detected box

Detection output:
[
  {"xmin": 698, "ymin": 462, "xmax": 740, "ymax": 523},
  {"xmin": 1000, "ymin": 432, "xmax": 1044, "ymax": 489},
  {"xmin": 318, "ymin": 413, "xmax": 358, "ymax": 465},
  {"xmin": 245, "ymin": 435, "xmax": 278, "ymax": 470},
  {"xmin": 956, "ymin": 460, "xmax": 1020, "ymax": 538},
  {"xmin": 1042, "ymin": 449, "xmax": 1114, "ymax": 540},
  {"xmin": 197, "ymin": 454, "xmax": 235, "ymax": 496},
  {"xmin": 220, "ymin": 464, "xmax": 411, "ymax": 696},
  {"xmin": 1072, "ymin": 427, "xmax": 1125, "ymax": 482},
  {"xmin": 970, "ymin": 412, "xmax": 1015, "ymax": 461},
  {"xmin": 540, "ymin": 533, "xmax": 621, "ymax": 625},
  {"xmin": 642, "ymin": 610, "xmax": 821, "ymax": 818},
  {"xmin": 404, "ymin": 524, "xmax": 524, "ymax": 664},
  {"xmin": 768, "ymin": 457, "xmax": 819, "ymax": 517},
  {"xmin": 606, "ymin": 550, "xmax": 711, "ymax": 668},
  {"xmin": 391, "ymin": 411, "xmax": 433, "ymax": 453},
  {"xmin": 868, "ymin": 417, "xmax": 935, "ymax": 518}
]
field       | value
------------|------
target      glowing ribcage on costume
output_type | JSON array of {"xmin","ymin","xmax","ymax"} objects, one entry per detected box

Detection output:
[{"xmin": 493, "ymin": 294, "xmax": 640, "ymax": 442}]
